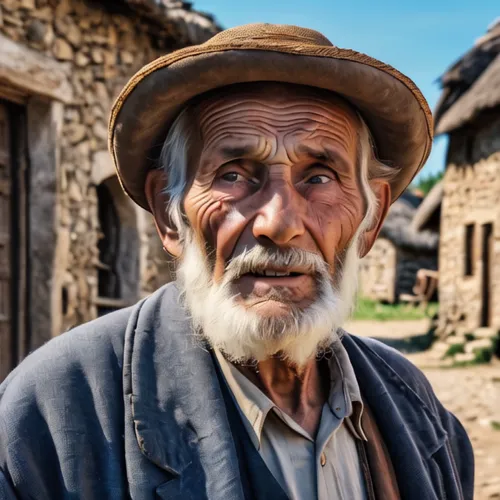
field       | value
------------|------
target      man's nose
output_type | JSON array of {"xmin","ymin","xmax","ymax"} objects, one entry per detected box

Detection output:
[{"xmin": 252, "ymin": 183, "xmax": 306, "ymax": 245}]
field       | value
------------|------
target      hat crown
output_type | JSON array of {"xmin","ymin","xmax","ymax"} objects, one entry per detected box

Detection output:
[{"xmin": 204, "ymin": 23, "xmax": 334, "ymax": 48}]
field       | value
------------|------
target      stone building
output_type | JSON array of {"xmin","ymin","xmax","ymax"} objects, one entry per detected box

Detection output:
[
  {"xmin": 358, "ymin": 190, "xmax": 439, "ymax": 303},
  {"xmin": 434, "ymin": 19, "xmax": 500, "ymax": 337},
  {"xmin": 0, "ymin": 0, "xmax": 219, "ymax": 380}
]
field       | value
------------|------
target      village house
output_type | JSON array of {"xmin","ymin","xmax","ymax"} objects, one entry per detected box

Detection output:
[
  {"xmin": 434, "ymin": 18, "xmax": 500, "ymax": 338},
  {"xmin": 358, "ymin": 190, "xmax": 439, "ymax": 304},
  {"xmin": 0, "ymin": 0, "xmax": 219, "ymax": 380}
]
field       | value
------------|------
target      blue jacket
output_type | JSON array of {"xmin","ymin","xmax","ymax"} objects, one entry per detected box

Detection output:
[{"xmin": 0, "ymin": 283, "xmax": 474, "ymax": 499}]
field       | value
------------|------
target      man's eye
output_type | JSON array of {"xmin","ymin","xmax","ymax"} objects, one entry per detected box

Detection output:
[
  {"xmin": 221, "ymin": 172, "xmax": 244, "ymax": 182},
  {"xmin": 307, "ymin": 175, "xmax": 331, "ymax": 184},
  {"xmin": 221, "ymin": 172, "xmax": 258, "ymax": 185}
]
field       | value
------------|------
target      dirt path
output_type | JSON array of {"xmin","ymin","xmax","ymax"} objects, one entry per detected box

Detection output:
[
  {"xmin": 348, "ymin": 320, "xmax": 500, "ymax": 499},
  {"xmin": 345, "ymin": 319, "xmax": 430, "ymax": 339},
  {"xmin": 414, "ymin": 364, "xmax": 500, "ymax": 499}
]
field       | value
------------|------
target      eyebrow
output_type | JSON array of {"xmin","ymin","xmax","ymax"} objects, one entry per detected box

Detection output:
[
  {"xmin": 297, "ymin": 145, "xmax": 353, "ymax": 171},
  {"xmin": 220, "ymin": 145, "xmax": 256, "ymax": 161},
  {"xmin": 297, "ymin": 145, "xmax": 338, "ymax": 163}
]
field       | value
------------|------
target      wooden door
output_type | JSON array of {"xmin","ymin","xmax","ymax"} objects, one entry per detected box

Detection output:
[
  {"xmin": 0, "ymin": 100, "xmax": 28, "ymax": 381},
  {"xmin": 0, "ymin": 103, "xmax": 13, "ymax": 380}
]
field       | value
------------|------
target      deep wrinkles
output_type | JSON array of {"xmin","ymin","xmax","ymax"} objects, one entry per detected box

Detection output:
[
  {"xmin": 199, "ymin": 106, "xmax": 356, "ymax": 165},
  {"xmin": 184, "ymin": 89, "xmax": 364, "ymax": 274}
]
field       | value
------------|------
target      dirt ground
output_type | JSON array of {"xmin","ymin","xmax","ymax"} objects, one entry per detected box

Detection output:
[{"xmin": 346, "ymin": 320, "xmax": 500, "ymax": 500}]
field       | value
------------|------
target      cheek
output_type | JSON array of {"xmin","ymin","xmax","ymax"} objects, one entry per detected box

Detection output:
[
  {"xmin": 308, "ymin": 187, "xmax": 364, "ymax": 259},
  {"xmin": 184, "ymin": 184, "xmax": 227, "ymax": 244},
  {"xmin": 184, "ymin": 185, "xmax": 249, "ymax": 266}
]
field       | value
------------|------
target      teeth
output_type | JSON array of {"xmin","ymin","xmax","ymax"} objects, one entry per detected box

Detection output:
[{"xmin": 255, "ymin": 270, "xmax": 290, "ymax": 277}]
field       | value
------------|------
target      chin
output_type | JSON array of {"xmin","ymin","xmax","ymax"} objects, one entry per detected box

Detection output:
[
  {"xmin": 245, "ymin": 298, "xmax": 295, "ymax": 315},
  {"xmin": 237, "ymin": 290, "xmax": 314, "ymax": 314}
]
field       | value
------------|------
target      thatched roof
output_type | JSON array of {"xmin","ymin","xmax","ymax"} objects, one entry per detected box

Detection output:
[
  {"xmin": 410, "ymin": 180, "xmax": 443, "ymax": 232},
  {"xmin": 112, "ymin": 0, "xmax": 221, "ymax": 45},
  {"xmin": 435, "ymin": 18, "xmax": 500, "ymax": 135},
  {"xmin": 380, "ymin": 191, "xmax": 439, "ymax": 253}
]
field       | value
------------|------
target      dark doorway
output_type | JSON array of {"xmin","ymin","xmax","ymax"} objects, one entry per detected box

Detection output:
[
  {"xmin": 480, "ymin": 223, "xmax": 493, "ymax": 327},
  {"xmin": 0, "ymin": 99, "xmax": 29, "ymax": 381},
  {"xmin": 95, "ymin": 176, "xmax": 139, "ymax": 316},
  {"xmin": 96, "ymin": 182, "xmax": 121, "ymax": 316}
]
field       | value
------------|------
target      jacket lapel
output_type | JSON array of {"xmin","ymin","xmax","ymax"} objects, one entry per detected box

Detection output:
[
  {"xmin": 124, "ymin": 283, "xmax": 245, "ymax": 500},
  {"xmin": 342, "ymin": 332, "xmax": 449, "ymax": 500},
  {"xmin": 123, "ymin": 284, "xmax": 454, "ymax": 500}
]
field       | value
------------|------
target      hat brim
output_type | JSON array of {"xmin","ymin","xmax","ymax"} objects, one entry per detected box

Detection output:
[{"xmin": 110, "ymin": 44, "xmax": 433, "ymax": 210}]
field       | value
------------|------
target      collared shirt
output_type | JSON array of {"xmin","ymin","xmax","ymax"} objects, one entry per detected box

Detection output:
[{"xmin": 214, "ymin": 341, "xmax": 368, "ymax": 500}]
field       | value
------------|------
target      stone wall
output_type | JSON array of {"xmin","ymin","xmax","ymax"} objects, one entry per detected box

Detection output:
[
  {"xmin": 359, "ymin": 238, "xmax": 397, "ymax": 303},
  {"xmin": 439, "ymin": 113, "xmax": 500, "ymax": 336},
  {"xmin": 0, "ymin": 0, "xmax": 187, "ymax": 336},
  {"xmin": 359, "ymin": 237, "xmax": 437, "ymax": 304}
]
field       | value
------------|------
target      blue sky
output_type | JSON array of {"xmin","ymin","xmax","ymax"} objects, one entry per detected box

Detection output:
[{"xmin": 194, "ymin": 0, "xmax": 499, "ymax": 181}]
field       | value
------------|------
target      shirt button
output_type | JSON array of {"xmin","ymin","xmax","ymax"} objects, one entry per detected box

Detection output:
[{"xmin": 320, "ymin": 452, "xmax": 327, "ymax": 467}]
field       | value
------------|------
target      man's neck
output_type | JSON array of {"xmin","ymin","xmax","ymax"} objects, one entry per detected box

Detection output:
[{"xmin": 236, "ymin": 357, "xmax": 329, "ymax": 437}]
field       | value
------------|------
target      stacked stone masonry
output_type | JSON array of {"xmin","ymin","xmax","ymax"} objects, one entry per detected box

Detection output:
[
  {"xmin": 439, "ymin": 114, "xmax": 500, "ymax": 336},
  {"xmin": 0, "ymin": 0, "xmax": 214, "ymax": 336}
]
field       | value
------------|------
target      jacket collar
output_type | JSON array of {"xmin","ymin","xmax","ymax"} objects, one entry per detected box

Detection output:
[
  {"xmin": 341, "ymin": 330, "xmax": 447, "ymax": 458},
  {"xmin": 341, "ymin": 330, "xmax": 448, "ymax": 499},
  {"xmin": 125, "ymin": 284, "xmax": 447, "ymax": 498},
  {"xmin": 124, "ymin": 283, "xmax": 245, "ymax": 499}
]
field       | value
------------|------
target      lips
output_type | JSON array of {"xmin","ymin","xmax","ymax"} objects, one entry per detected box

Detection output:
[
  {"xmin": 234, "ymin": 272, "xmax": 316, "ymax": 303},
  {"xmin": 247, "ymin": 269, "xmax": 303, "ymax": 278}
]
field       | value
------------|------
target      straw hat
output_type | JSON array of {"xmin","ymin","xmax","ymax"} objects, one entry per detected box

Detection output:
[{"xmin": 109, "ymin": 23, "xmax": 433, "ymax": 210}]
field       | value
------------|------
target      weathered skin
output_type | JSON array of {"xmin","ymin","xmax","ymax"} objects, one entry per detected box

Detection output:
[{"xmin": 145, "ymin": 83, "xmax": 390, "ymax": 436}]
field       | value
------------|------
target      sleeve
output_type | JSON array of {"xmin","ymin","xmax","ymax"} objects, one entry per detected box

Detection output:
[
  {"xmin": 0, "ymin": 469, "xmax": 19, "ymax": 500},
  {"xmin": 0, "ymin": 326, "xmax": 127, "ymax": 500}
]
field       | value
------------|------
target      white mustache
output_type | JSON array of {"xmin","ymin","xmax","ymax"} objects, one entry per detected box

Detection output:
[{"xmin": 223, "ymin": 246, "xmax": 331, "ymax": 282}]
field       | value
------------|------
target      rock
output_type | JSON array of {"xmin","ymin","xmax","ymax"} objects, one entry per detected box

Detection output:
[
  {"xmin": 103, "ymin": 50, "xmax": 116, "ymax": 68},
  {"xmin": 465, "ymin": 339, "xmax": 494, "ymax": 354},
  {"xmin": 53, "ymin": 37, "xmax": 73, "ymax": 61},
  {"xmin": 453, "ymin": 352, "xmax": 475, "ymax": 363},
  {"xmin": 20, "ymin": 0, "xmax": 35, "ymax": 9},
  {"xmin": 31, "ymin": 6, "xmax": 52, "ymax": 20},
  {"xmin": 103, "ymin": 64, "xmax": 118, "ymax": 80},
  {"xmin": 443, "ymin": 324, "xmax": 455, "ymax": 338},
  {"xmin": 55, "ymin": 0, "xmax": 73, "ymax": 17},
  {"xmin": 121, "ymin": 50, "xmax": 134, "ymax": 65},
  {"xmin": 91, "ymin": 48, "xmax": 104, "ymax": 64},
  {"xmin": 432, "ymin": 341, "xmax": 449, "ymax": 353},
  {"xmin": 75, "ymin": 52, "xmax": 90, "ymax": 67},
  {"xmin": 1, "ymin": 0, "xmax": 15, "ymax": 10},
  {"xmin": 67, "ymin": 123, "xmax": 86, "ymax": 144},
  {"xmin": 68, "ymin": 180, "xmax": 83, "ymax": 203},
  {"xmin": 3, "ymin": 13, "xmax": 23, "ymax": 27},
  {"xmin": 94, "ymin": 82, "xmax": 109, "ymax": 104},
  {"xmin": 474, "ymin": 327, "xmax": 499, "ymax": 339},
  {"xmin": 55, "ymin": 16, "xmax": 82, "ymax": 47},
  {"xmin": 445, "ymin": 335, "xmax": 466, "ymax": 345},
  {"xmin": 83, "ymin": 110, "xmax": 96, "ymax": 126},
  {"xmin": 92, "ymin": 121, "xmax": 108, "ymax": 142},
  {"xmin": 92, "ymin": 105, "xmax": 105, "ymax": 120}
]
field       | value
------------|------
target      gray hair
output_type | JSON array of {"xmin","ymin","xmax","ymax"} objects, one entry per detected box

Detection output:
[{"xmin": 158, "ymin": 103, "xmax": 398, "ymax": 243}]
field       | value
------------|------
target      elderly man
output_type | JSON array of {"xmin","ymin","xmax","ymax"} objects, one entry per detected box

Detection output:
[{"xmin": 0, "ymin": 24, "xmax": 472, "ymax": 500}]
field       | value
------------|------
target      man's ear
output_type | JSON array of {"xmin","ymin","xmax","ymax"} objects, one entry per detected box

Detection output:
[
  {"xmin": 359, "ymin": 180, "xmax": 391, "ymax": 258},
  {"xmin": 144, "ymin": 169, "xmax": 183, "ymax": 258}
]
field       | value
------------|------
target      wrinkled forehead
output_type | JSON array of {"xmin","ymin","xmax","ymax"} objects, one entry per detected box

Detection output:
[{"xmin": 192, "ymin": 82, "xmax": 362, "ymax": 134}]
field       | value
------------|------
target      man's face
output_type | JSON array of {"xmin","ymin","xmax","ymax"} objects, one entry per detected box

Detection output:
[{"xmin": 183, "ymin": 84, "xmax": 364, "ymax": 320}]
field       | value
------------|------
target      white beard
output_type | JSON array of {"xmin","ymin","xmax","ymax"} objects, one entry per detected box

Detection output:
[{"xmin": 176, "ymin": 231, "xmax": 362, "ymax": 369}]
